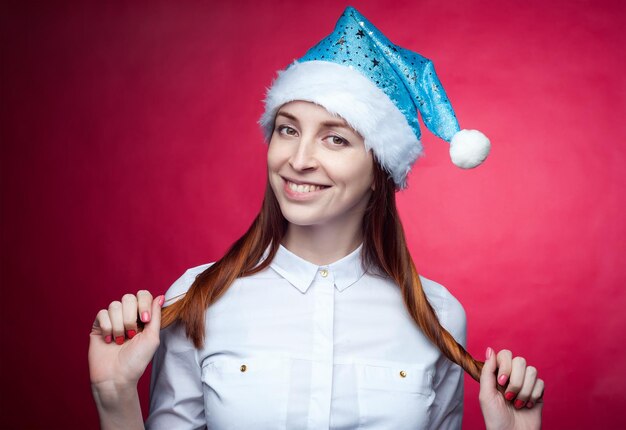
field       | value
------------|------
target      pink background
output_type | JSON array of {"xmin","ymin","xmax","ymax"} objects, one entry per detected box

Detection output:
[{"xmin": 1, "ymin": 0, "xmax": 625, "ymax": 428}]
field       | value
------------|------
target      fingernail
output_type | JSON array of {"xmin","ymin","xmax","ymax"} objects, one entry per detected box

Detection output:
[
  {"xmin": 141, "ymin": 311, "xmax": 150, "ymax": 323},
  {"xmin": 485, "ymin": 347, "xmax": 493, "ymax": 360},
  {"xmin": 158, "ymin": 295, "xmax": 165, "ymax": 307},
  {"xmin": 115, "ymin": 335, "xmax": 125, "ymax": 345},
  {"xmin": 505, "ymin": 391, "xmax": 516, "ymax": 401},
  {"xmin": 127, "ymin": 330, "xmax": 136, "ymax": 339},
  {"xmin": 514, "ymin": 399, "xmax": 526, "ymax": 409},
  {"xmin": 498, "ymin": 374, "xmax": 508, "ymax": 386},
  {"xmin": 104, "ymin": 335, "xmax": 112, "ymax": 344},
  {"xmin": 526, "ymin": 401, "xmax": 534, "ymax": 408}
]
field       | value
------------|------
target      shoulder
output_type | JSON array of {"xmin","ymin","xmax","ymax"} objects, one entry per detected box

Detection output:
[
  {"xmin": 163, "ymin": 262, "xmax": 214, "ymax": 306},
  {"xmin": 419, "ymin": 275, "xmax": 467, "ymax": 347}
]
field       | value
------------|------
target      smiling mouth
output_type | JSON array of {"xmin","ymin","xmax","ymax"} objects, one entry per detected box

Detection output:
[
  {"xmin": 282, "ymin": 178, "xmax": 330, "ymax": 194},
  {"xmin": 285, "ymin": 180, "xmax": 329, "ymax": 193}
]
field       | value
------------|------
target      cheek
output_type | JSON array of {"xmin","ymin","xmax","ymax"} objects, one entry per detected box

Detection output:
[
  {"xmin": 267, "ymin": 143, "xmax": 285, "ymax": 171},
  {"xmin": 328, "ymin": 155, "xmax": 374, "ymax": 189},
  {"xmin": 267, "ymin": 134, "xmax": 296, "ymax": 158}
]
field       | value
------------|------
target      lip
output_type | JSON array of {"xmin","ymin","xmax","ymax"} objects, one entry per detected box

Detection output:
[{"xmin": 281, "ymin": 177, "xmax": 330, "ymax": 201}]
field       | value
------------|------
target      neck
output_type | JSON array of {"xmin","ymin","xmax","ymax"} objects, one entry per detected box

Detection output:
[{"xmin": 282, "ymin": 217, "xmax": 364, "ymax": 266}]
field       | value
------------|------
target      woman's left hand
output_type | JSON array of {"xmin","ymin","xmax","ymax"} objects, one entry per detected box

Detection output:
[{"xmin": 479, "ymin": 347, "xmax": 545, "ymax": 430}]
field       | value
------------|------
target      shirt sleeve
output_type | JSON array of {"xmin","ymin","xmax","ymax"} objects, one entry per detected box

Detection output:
[
  {"xmin": 145, "ymin": 267, "xmax": 210, "ymax": 430},
  {"xmin": 427, "ymin": 288, "xmax": 468, "ymax": 430}
]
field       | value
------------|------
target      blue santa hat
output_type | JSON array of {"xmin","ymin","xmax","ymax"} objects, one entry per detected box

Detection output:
[{"xmin": 259, "ymin": 6, "xmax": 490, "ymax": 189}]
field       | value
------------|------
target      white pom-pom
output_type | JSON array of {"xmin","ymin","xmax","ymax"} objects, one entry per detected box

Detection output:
[{"xmin": 449, "ymin": 129, "xmax": 491, "ymax": 169}]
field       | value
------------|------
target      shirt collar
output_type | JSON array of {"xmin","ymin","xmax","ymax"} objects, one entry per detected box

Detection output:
[{"xmin": 269, "ymin": 243, "xmax": 366, "ymax": 293}]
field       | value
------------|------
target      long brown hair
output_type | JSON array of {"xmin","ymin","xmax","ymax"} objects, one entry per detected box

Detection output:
[{"xmin": 161, "ymin": 161, "xmax": 485, "ymax": 382}]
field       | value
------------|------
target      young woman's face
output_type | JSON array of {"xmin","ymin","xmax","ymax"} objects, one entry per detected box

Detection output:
[{"xmin": 267, "ymin": 101, "xmax": 374, "ymax": 228}]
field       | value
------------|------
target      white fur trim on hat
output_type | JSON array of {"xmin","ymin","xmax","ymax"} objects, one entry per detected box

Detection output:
[{"xmin": 258, "ymin": 60, "xmax": 421, "ymax": 189}]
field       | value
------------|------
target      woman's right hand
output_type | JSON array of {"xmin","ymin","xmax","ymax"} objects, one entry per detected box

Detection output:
[{"xmin": 89, "ymin": 291, "xmax": 164, "ymax": 395}]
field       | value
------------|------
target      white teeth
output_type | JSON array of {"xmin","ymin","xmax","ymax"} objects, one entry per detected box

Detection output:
[{"xmin": 287, "ymin": 181, "xmax": 324, "ymax": 193}]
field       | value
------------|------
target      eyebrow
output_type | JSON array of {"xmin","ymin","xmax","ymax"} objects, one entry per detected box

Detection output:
[{"xmin": 276, "ymin": 110, "xmax": 350, "ymax": 129}]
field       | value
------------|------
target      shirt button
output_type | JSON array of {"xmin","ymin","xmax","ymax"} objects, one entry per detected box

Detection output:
[
  {"xmin": 399, "ymin": 370, "xmax": 407, "ymax": 378},
  {"xmin": 240, "ymin": 364, "xmax": 247, "ymax": 372},
  {"xmin": 320, "ymin": 269, "xmax": 328, "ymax": 277}
]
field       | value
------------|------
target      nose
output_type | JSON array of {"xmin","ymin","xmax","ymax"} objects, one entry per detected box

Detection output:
[{"xmin": 289, "ymin": 136, "xmax": 319, "ymax": 172}]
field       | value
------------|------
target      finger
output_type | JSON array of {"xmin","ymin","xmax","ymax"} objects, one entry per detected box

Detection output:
[
  {"xmin": 108, "ymin": 301, "xmax": 125, "ymax": 345},
  {"xmin": 527, "ymin": 378, "xmax": 545, "ymax": 408},
  {"xmin": 479, "ymin": 347, "xmax": 498, "ymax": 400},
  {"xmin": 529, "ymin": 399, "xmax": 544, "ymax": 413},
  {"xmin": 144, "ymin": 295, "xmax": 165, "ymax": 338},
  {"xmin": 137, "ymin": 290, "xmax": 153, "ymax": 324},
  {"xmin": 93, "ymin": 309, "xmax": 113, "ymax": 344},
  {"xmin": 514, "ymin": 365, "xmax": 537, "ymax": 408},
  {"xmin": 122, "ymin": 294, "xmax": 139, "ymax": 339},
  {"xmin": 504, "ymin": 356, "xmax": 527, "ymax": 402},
  {"xmin": 496, "ymin": 349, "xmax": 512, "ymax": 387}
]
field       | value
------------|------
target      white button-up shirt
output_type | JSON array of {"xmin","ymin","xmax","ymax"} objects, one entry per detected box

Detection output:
[{"xmin": 146, "ymin": 244, "xmax": 467, "ymax": 429}]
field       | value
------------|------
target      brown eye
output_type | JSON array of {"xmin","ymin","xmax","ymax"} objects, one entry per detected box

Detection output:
[
  {"xmin": 278, "ymin": 125, "xmax": 297, "ymax": 136},
  {"xmin": 327, "ymin": 135, "xmax": 348, "ymax": 146}
]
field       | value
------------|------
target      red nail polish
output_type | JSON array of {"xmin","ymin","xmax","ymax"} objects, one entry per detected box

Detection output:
[
  {"xmin": 485, "ymin": 347, "xmax": 492, "ymax": 359},
  {"xmin": 498, "ymin": 374, "xmax": 508, "ymax": 386},
  {"xmin": 514, "ymin": 399, "xmax": 525, "ymax": 409},
  {"xmin": 158, "ymin": 295, "xmax": 165, "ymax": 307},
  {"xmin": 505, "ymin": 392, "xmax": 516, "ymax": 401},
  {"xmin": 141, "ymin": 311, "xmax": 150, "ymax": 323},
  {"xmin": 526, "ymin": 401, "xmax": 534, "ymax": 408},
  {"xmin": 104, "ymin": 335, "xmax": 112, "ymax": 344},
  {"xmin": 127, "ymin": 330, "xmax": 136, "ymax": 339},
  {"xmin": 115, "ymin": 336, "xmax": 125, "ymax": 345}
]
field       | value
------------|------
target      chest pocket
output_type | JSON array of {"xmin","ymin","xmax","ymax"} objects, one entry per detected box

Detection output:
[
  {"xmin": 355, "ymin": 360, "xmax": 435, "ymax": 429},
  {"xmin": 201, "ymin": 356, "xmax": 291, "ymax": 429}
]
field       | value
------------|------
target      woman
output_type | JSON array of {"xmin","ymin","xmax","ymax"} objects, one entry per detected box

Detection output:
[{"xmin": 89, "ymin": 7, "xmax": 544, "ymax": 429}]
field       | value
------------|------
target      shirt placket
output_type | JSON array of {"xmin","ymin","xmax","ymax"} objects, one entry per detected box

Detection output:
[{"xmin": 306, "ymin": 266, "xmax": 335, "ymax": 429}]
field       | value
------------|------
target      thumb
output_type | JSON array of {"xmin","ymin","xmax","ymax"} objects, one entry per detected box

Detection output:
[
  {"xmin": 480, "ymin": 347, "xmax": 498, "ymax": 397},
  {"xmin": 144, "ymin": 295, "xmax": 164, "ymax": 337}
]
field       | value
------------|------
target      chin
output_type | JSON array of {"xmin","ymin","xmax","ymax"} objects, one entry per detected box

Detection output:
[{"xmin": 279, "ymin": 208, "xmax": 324, "ymax": 227}]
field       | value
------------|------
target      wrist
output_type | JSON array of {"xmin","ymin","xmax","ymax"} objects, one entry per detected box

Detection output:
[
  {"xmin": 484, "ymin": 419, "xmax": 514, "ymax": 430},
  {"xmin": 91, "ymin": 382, "xmax": 144, "ymax": 430},
  {"xmin": 91, "ymin": 380, "xmax": 138, "ymax": 410}
]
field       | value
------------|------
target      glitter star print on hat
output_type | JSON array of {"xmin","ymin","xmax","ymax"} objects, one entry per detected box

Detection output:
[{"xmin": 259, "ymin": 6, "xmax": 491, "ymax": 189}]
